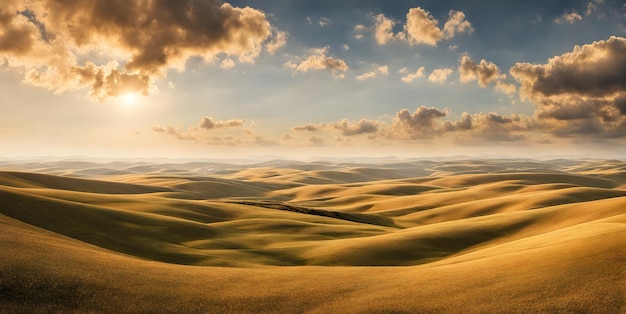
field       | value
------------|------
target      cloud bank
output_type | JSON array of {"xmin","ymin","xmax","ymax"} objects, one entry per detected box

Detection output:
[
  {"xmin": 0, "ymin": 0, "xmax": 280, "ymax": 101},
  {"xmin": 510, "ymin": 36, "xmax": 626, "ymax": 137}
]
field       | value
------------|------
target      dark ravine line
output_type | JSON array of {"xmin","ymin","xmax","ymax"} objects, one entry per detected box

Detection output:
[{"xmin": 225, "ymin": 200, "xmax": 400, "ymax": 228}]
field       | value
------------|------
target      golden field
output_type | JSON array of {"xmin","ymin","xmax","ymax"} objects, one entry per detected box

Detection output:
[{"xmin": 0, "ymin": 158, "xmax": 625, "ymax": 313}]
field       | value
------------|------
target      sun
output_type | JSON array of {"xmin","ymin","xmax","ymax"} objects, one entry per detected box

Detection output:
[{"xmin": 120, "ymin": 93, "xmax": 138, "ymax": 106}]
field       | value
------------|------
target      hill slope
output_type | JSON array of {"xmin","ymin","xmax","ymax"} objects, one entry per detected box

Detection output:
[{"xmin": 0, "ymin": 159, "xmax": 624, "ymax": 312}]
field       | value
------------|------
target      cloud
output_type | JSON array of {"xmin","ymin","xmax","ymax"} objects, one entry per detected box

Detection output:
[
  {"xmin": 292, "ymin": 118, "xmax": 381, "ymax": 139},
  {"xmin": 469, "ymin": 113, "xmax": 531, "ymax": 142},
  {"xmin": 442, "ymin": 10, "xmax": 473, "ymax": 39},
  {"xmin": 293, "ymin": 123, "xmax": 325, "ymax": 132},
  {"xmin": 369, "ymin": 7, "xmax": 472, "ymax": 46},
  {"xmin": 389, "ymin": 107, "xmax": 532, "ymax": 142},
  {"xmin": 356, "ymin": 65, "xmax": 388, "ymax": 80},
  {"xmin": 401, "ymin": 67, "xmax": 426, "ymax": 83},
  {"xmin": 373, "ymin": 14, "xmax": 404, "ymax": 44},
  {"xmin": 199, "ymin": 117, "xmax": 244, "ymax": 130},
  {"xmin": 286, "ymin": 104, "xmax": 582, "ymax": 145},
  {"xmin": 0, "ymin": 0, "xmax": 279, "ymax": 101},
  {"xmin": 152, "ymin": 115, "xmax": 263, "ymax": 145},
  {"xmin": 318, "ymin": 17, "xmax": 332, "ymax": 27},
  {"xmin": 511, "ymin": 36, "xmax": 626, "ymax": 98},
  {"xmin": 353, "ymin": 24, "xmax": 366, "ymax": 39},
  {"xmin": 494, "ymin": 81, "xmax": 517, "ymax": 95},
  {"xmin": 428, "ymin": 68, "xmax": 453, "ymax": 84},
  {"xmin": 308, "ymin": 136, "xmax": 326, "ymax": 146},
  {"xmin": 510, "ymin": 36, "xmax": 626, "ymax": 137},
  {"xmin": 290, "ymin": 107, "xmax": 533, "ymax": 146},
  {"xmin": 332, "ymin": 119, "xmax": 380, "ymax": 136},
  {"xmin": 404, "ymin": 7, "xmax": 443, "ymax": 46},
  {"xmin": 459, "ymin": 55, "xmax": 506, "ymax": 87},
  {"xmin": 392, "ymin": 106, "xmax": 449, "ymax": 139},
  {"xmin": 442, "ymin": 112, "xmax": 474, "ymax": 132},
  {"xmin": 265, "ymin": 30, "xmax": 288, "ymax": 54},
  {"xmin": 585, "ymin": 0, "xmax": 604, "ymax": 16},
  {"xmin": 151, "ymin": 125, "xmax": 197, "ymax": 141},
  {"xmin": 554, "ymin": 11, "xmax": 583, "ymax": 24},
  {"xmin": 404, "ymin": 7, "xmax": 472, "ymax": 46},
  {"xmin": 307, "ymin": 17, "xmax": 331, "ymax": 27},
  {"xmin": 356, "ymin": 71, "xmax": 377, "ymax": 80},
  {"xmin": 220, "ymin": 59, "xmax": 236, "ymax": 70},
  {"xmin": 285, "ymin": 47, "xmax": 348, "ymax": 77}
]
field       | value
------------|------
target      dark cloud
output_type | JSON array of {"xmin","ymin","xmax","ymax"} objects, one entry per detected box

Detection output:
[
  {"xmin": 443, "ymin": 112, "xmax": 473, "ymax": 131},
  {"xmin": 293, "ymin": 123, "xmax": 325, "ymax": 132},
  {"xmin": 393, "ymin": 106, "xmax": 449, "ymax": 139},
  {"xmin": 308, "ymin": 136, "xmax": 326, "ymax": 146},
  {"xmin": 459, "ymin": 55, "xmax": 506, "ymax": 87},
  {"xmin": 1, "ymin": 0, "xmax": 279, "ymax": 101},
  {"xmin": 616, "ymin": 96, "xmax": 626, "ymax": 115},
  {"xmin": 510, "ymin": 36, "xmax": 626, "ymax": 137},
  {"xmin": 332, "ymin": 119, "xmax": 380, "ymax": 136},
  {"xmin": 152, "ymin": 115, "xmax": 248, "ymax": 143},
  {"xmin": 199, "ymin": 116, "xmax": 244, "ymax": 130},
  {"xmin": 293, "ymin": 118, "xmax": 380, "ymax": 136},
  {"xmin": 470, "ymin": 113, "xmax": 530, "ymax": 142},
  {"xmin": 0, "ymin": 1, "xmax": 38, "ymax": 55},
  {"xmin": 511, "ymin": 36, "xmax": 626, "ymax": 98},
  {"xmin": 389, "ymin": 107, "xmax": 530, "ymax": 142}
]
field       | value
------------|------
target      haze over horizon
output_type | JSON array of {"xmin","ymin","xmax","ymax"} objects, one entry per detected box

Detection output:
[{"xmin": 1, "ymin": 0, "xmax": 625, "ymax": 159}]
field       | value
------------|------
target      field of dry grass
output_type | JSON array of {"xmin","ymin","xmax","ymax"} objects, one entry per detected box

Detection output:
[{"xmin": 1, "ymin": 158, "xmax": 625, "ymax": 312}]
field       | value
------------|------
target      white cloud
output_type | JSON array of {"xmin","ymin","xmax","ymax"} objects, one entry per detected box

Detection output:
[
  {"xmin": 265, "ymin": 31, "xmax": 288, "ymax": 54},
  {"xmin": 378, "ymin": 65, "xmax": 389, "ymax": 74},
  {"xmin": 368, "ymin": 7, "xmax": 472, "ymax": 46},
  {"xmin": 428, "ymin": 68, "xmax": 453, "ymax": 84},
  {"xmin": 357, "ymin": 71, "xmax": 377, "ymax": 80},
  {"xmin": 373, "ymin": 14, "xmax": 405, "ymax": 44},
  {"xmin": 404, "ymin": 7, "xmax": 443, "ymax": 46},
  {"xmin": 220, "ymin": 59, "xmax": 236, "ymax": 70},
  {"xmin": 285, "ymin": 47, "xmax": 348, "ymax": 78},
  {"xmin": 401, "ymin": 67, "xmax": 426, "ymax": 83},
  {"xmin": 443, "ymin": 10, "xmax": 473, "ymax": 39},
  {"xmin": 318, "ymin": 17, "xmax": 332, "ymax": 27},
  {"xmin": 554, "ymin": 11, "xmax": 583, "ymax": 24}
]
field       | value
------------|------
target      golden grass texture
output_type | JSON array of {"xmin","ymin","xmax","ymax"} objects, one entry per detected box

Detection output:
[{"xmin": 0, "ymin": 158, "xmax": 625, "ymax": 312}]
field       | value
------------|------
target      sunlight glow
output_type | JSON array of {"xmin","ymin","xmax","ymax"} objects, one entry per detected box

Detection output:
[{"xmin": 120, "ymin": 93, "xmax": 138, "ymax": 106}]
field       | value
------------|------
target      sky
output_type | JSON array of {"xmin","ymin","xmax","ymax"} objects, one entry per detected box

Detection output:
[{"xmin": 1, "ymin": 0, "xmax": 625, "ymax": 159}]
